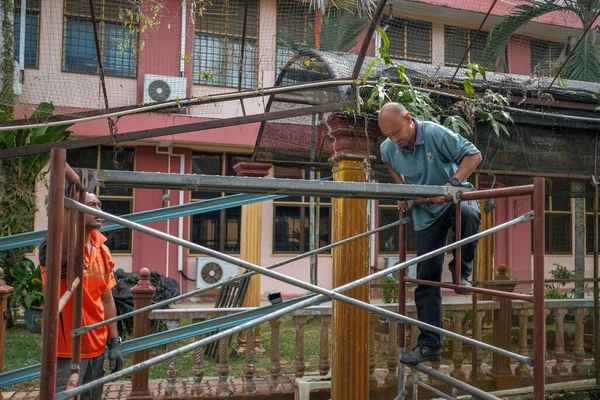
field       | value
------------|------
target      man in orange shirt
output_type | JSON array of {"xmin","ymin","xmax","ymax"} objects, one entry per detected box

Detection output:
[{"xmin": 40, "ymin": 192, "xmax": 124, "ymax": 399}]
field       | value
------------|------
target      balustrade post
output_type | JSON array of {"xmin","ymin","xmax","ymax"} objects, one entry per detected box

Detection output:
[
  {"xmin": 472, "ymin": 310, "xmax": 486, "ymax": 381},
  {"xmin": 385, "ymin": 320, "xmax": 398, "ymax": 398},
  {"xmin": 217, "ymin": 336, "xmax": 231, "ymax": 397},
  {"xmin": 486, "ymin": 264, "xmax": 517, "ymax": 386},
  {"xmin": 450, "ymin": 311, "xmax": 466, "ymax": 381},
  {"xmin": 244, "ymin": 327, "xmax": 256, "ymax": 394},
  {"xmin": 318, "ymin": 315, "xmax": 331, "ymax": 376},
  {"xmin": 515, "ymin": 308, "xmax": 532, "ymax": 380},
  {"xmin": 0, "ymin": 268, "xmax": 13, "ymax": 400},
  {"xmin": 165, "ymin": 320, "xmax": 180, "ymax": 398},
  {"xmin": 127, "ymin": 268, "xmax": 155, "ymax": 400},
  {"xmin": 294, "ymin": 316, "xmax": 308, "ymax": 378},
  {"xmin": 572, "ymin": 308, "xmax": 587, "ymax": 375},
  {"xmin": 552, "ymin": 309, "xmax": 568, "ymax": 376},
  {"xmin": 269, "ymin": 318, "xmax": 283, "ymax": 393},
  {"xmin": 191, "ymin": 318, "xmax": 205, "ymax": 397}
]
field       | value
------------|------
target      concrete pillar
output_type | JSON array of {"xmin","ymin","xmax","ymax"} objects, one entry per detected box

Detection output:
[
  {"xmin": 233, "ymin": 162, "xmax": 272, "ymax": 355},
  {"xmin": 572, "ymin": 181, "xmax": 585, "ymax": 298},
  {"xmin": 127, "ymin": 268, "xmax": 156, "ymax": 400},
  {"xmin": 322, "ymin": 114, "xmax": 378, "ymax": 400}
]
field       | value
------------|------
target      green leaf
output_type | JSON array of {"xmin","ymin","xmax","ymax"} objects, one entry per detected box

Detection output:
[
  {"xmin": 363, "ymin": 57, "xmax": 382, "ymax": 84},
  {"xmin": 463, "ymin": 79, "xmax": 475, "ymax": 97},
  {"xmin": 377, "ymin": 26, "xmax": 392, "ymax": 65}
]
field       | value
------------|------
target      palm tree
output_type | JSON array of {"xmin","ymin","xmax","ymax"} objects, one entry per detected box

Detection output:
[{"xmin": 484, "ymin": 0, "xmax": 600, "ymax": 82}]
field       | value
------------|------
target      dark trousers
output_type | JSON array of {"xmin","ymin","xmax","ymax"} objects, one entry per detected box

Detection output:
[
  {"xmin": 56, "ymin": 355, "xmax": 105, "ymax": 400},
  {"xmin": 414, "ymin": 201, "xmax": 481, "ymax": 347}
]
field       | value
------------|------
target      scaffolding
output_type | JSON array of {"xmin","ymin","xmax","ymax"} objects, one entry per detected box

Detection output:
[{"xmin": 30, "ymin": 148, "xmax": 549, "ymax": 400}]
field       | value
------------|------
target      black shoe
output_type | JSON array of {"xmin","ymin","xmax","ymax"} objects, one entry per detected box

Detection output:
[
  {"xmin": 400, "ymin": 344, "xmax": 441, "ymax": 365},
  {"xmin": 454, "ymin": 277, "xmax": 473, "ymax": 295}
]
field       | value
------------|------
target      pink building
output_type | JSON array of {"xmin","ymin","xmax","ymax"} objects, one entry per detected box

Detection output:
[{"xmin": 12, "ymin": 0, "xmax": 598, "ymax": 299}]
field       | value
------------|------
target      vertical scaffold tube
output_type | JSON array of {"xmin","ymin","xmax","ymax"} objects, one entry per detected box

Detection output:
[
  {"xmin": 533, "ymin": 177, "xmax": 546, "ymax": 399},
  {"xmin": 40, "ymin": 149, "xmax": 66, "ymax": 400},
  {"xmin": 397, "ymin": 210, "xmax": 407, "ymax": 398}
]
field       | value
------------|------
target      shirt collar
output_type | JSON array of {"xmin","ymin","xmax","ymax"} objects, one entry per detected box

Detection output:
[
  {"xmin": 413, "ymin": 117, "xmax": 424, "ymax": 146},
  {"xmin": 89, "ymin": 229, "xmax": 107, "ymax": 247}
]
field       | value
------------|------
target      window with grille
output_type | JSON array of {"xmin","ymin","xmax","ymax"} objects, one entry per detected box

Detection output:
[
  {"xmin": 189, "ymin": 152, "xmax": 252, "ymax": 254},
  {"xmin": 66, "ymin": 146, "xmax": 135, "ymax": 253},
  {"xmin": 585, "ymin": 183, "xmax": 599, "ymax": 254},
  {"xmin": 14, "ymin": 0, "xmax": 40, "ymax": 68},
  {"xmin": 378, "ymin": 200, "xmax": 417, "ymax": 254},
  {"xmin": 193, "ymin": 0, "xmax": 259, "ymax": 89},
  {"xmin": 63, "ymin": 0, "xmax": 138, "ymax": 78},
  {"xmin": 384, "ymin": 17, "xmax": 431, "ymax": 63},
  {"xmin": 276, "ymin": 0, "xmax": 312, "ymax": 78},
  {"xmin": 530, "ymin": 39, "xmax": 568, "ymax": 77},
  {"xmin": 273, "ymin": 166, "xmax": 332, "ymax": 254},
  {"xmin": 544, "ymin": 180, "xmax": 572, "ymax": 254},
  {"xmin": 444, "ymin": 26, "xmax": 488, "ymax": 67}
]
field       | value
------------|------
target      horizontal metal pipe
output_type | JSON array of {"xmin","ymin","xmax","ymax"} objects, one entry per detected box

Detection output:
[
  {"xmin": 404, "ymin": 278, "xmax": 534, "ymax": 302},
  {"xmin": 58, "ymin": 278, "xmax": 80, "ymax": 314},
  {"xmin": 0, "ymin": 79, "xmax": 360, "ymax": 132},
  {"xmin": 64, "ymin": 199, "xmax": 534, "ymax": 365},
  {"xmin": 415, "ymin": 379, "xmax": 453, "ymax": 400},
  {"xmin": 72, "ymin": 217, "xmax": 409, "ymax": 336},
  {"xmin": 412, "ymin": 363, "xmax": 501, "ymax": 400},
  {"xmin": 479, "ymin": 277, "xmax": 600, "ymax": 285},
  {"xmin": 459, "ymin": 184, "xmax": 534, "ymax": 201}
]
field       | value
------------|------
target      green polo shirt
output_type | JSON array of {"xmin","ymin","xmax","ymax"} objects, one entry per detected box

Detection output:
[{"xmin": 380, "ymin": 118, "xmax": 480, "ymax": 231}]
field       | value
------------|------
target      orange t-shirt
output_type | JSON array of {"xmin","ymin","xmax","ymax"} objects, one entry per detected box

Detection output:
[{"xmin": 40, "ymin": 229, "xmax": 117, "ymax": 359}]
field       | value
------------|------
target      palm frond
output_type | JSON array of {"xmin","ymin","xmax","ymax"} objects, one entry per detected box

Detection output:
[
  {"xmin": 277, "ymin": 26, "xmax": 305, "ymax": 54},
  {"xmin": 302, "ymin": 0, "xmax": 376, "ymax": 18},
  {"xmin": 319, "ymin": 12, "xmax": 367, "ymax": 52},
  {"xmin": 484, "ymin": 1, "xmax": 566, "ymax": 69},
  {"xmin": 562, "ymin": 33, "xmax": 600, "ymax": 82}
]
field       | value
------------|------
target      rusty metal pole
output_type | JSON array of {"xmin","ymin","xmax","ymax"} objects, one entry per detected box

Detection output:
[
  {"xmin": 455, "ymin": 201, "xmax": 462, "ymax": 286},
  {"xmin": 0, "ymin": 267, "xmax": 14, "ymax": 400},
  {"xmin": 127, "ymin": 268, "xmax": 156, "ymax": 400},
  {"xmin": 67, "ymin": 185, "xmax": 77, "ymax": 286},
  {"xmin": 40, "ymin": 148, "xmax": 67, "ymax": 400},
  {"xmin": 397, "ymin": 210, "xmax": 406, "ymax": 397},
  {"xmin": 532, "ymin": 177, "xmax": 545, "ymax": 399}
]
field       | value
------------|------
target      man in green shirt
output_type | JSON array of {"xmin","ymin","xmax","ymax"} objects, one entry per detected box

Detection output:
[{"xmin": 379, "ymin": 102, "xmax": 482, "ymax": 365}]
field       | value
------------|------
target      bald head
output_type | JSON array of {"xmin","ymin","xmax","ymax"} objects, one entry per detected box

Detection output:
[{"xmin": 378, "ymin": 102, "xmax": 416, "ymax": 149}]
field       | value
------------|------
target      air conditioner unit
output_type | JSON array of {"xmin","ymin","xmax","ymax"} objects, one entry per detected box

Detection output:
[
  {"xmin": 383, "ymin": 256, "xmax": 416, "ymax": 279},
  {"xmin": 196, "ymin": 257, "xmax": 239, "ymax": 289},
  {"xmin": 143, "ymin": 74, "xmax": 187, "ymax": 104}
]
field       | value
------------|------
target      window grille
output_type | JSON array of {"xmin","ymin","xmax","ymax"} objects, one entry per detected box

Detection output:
[
  {"xmin": 444, "ymin": 26, "xmax": 488, "ymax": 67},
  {"xmin": 193, "ymin": 0, "xmax": 259, "ymax": 89},
  {"xmin": 272, "ymin": 166, "xmax": 332, "ymax": 254},
  {"xmin": 384, "ymin": 16, "xmax": 432, "ymax": 63},
  {"xmin": 190, "ymin": 152, "xmax": 252, "ymax": 254},
  {"xmin": 66, "ymin": 146, "xmax": 135, "ymax": 253},
  {"xmin": 63, "ymin": 0, "xmax": 138, "ymax": 78},
  {"xmin": 14, "ymin": 0, "xmax": 40, "ymax": 68},
  {"xmin": 530, "ymin": 39, "xmax": 568, "ymax": 77}
]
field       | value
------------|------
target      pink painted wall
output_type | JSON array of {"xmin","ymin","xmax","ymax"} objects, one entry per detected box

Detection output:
[
  {"xmin": 507, "ymin": 36, "xmax": 531, "ymax": 75},
  {"xmin": 417, "ymin": 0, "xmax": 598, "ymax": 29},
  {"xmin": 494, "ymin": 194, "xmax": 533, "ymax": 281},
  {"xmin": 132, "ymin": 146, "xmax": 192, "ymax": 289},
  {"xmin": 136, "ymin": 0, "xmax": 196, "ymax": 103}
]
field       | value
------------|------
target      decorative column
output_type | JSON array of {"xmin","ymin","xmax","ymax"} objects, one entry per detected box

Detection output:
[
  {"xmin": 127, "ymin": 268, "xmax": 156, "ymax": 400},
  {"xmin": 322, "ymin": 113, "xmax": 378, "ymax": 400},
  {"xmin": 0, "ymin": 268, "xmax": 14, "ymax": 400},
  {"xmin": 233, "ymin": 162, "xmax": 272, "ymax": 355},
  {"xmin": 486, "ymin": 265, "xmax": 517, "ymax": 389}
]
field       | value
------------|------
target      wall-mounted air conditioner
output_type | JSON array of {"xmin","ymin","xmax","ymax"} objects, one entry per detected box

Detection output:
[
  {"xmin": 196, "ymin": 257, "xmax": 239, "ymax": 289},
  {"xmin": 143, "ymin": 74, "xmax": 187, "ymax": 104},
  {"xmin": 383, "ymin": 256, "xmax": 416, "ymax": 279}
]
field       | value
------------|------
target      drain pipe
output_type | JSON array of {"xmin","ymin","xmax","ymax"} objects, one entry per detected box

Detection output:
[
  {"xmin": 176, "ymin": 153, "xmax": 185, "ymax": 294},
  {"xmin": 180, "ymin": 0, "xmax": 187, "ymax": 79}
]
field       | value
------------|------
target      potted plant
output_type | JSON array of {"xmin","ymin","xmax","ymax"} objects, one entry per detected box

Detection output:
[{"xmin": 10, "ymin": 258, "xmax": 44, "ymax": 333}]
